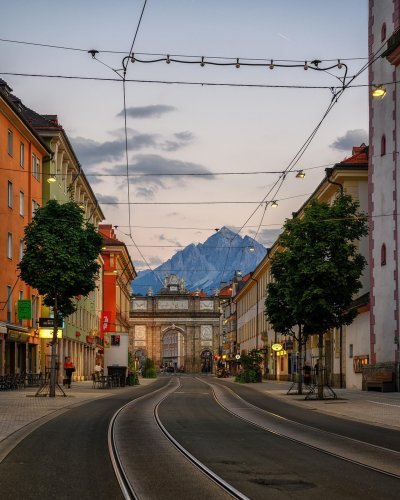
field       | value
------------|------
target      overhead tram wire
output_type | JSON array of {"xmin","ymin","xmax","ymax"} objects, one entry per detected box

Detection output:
[
  {"xmin": 119, "ymin": 0, "xmax": 148, "ymax": 238},
  {"xmin": 217, "ymin": 43, "xmax": 384, "ymax": 285},
  {"xmin": 0, "ymin": 36, "xmax": 369, "ymax": 63}
]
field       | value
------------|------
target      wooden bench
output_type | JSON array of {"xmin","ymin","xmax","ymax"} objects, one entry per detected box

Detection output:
[{"xmin": 365, "ymin": 371, "xmax": 395, "ymax": 392}]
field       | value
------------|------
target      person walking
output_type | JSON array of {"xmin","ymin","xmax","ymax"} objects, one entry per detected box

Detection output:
[
  {"xmin": 303, "ymin": 363, "xmax": 312, "ymax": 386},
  {"xmin": 64, "ymin": 356, "xmax": 75, "ymax": 388}
]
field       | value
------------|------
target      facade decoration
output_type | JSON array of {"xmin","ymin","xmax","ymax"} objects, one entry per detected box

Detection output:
[{"xmin": 130, "ymin": 274, "xmax": 220, "ymax": 372}]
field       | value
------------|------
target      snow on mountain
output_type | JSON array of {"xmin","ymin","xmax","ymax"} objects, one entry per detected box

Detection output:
[{"xmin": 132, "ymin": 227, "xmax": 267, "ymax": 295}]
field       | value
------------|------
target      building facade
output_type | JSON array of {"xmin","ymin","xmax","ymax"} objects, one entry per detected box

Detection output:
[
  {"xmin": 235, "ymin": 153, "xmax": 369, "ymax": 388},
  {"xmin": 368, "ymin": 0, "xmax": 400, "ymax": 374},
  {"xmin": 130, "ymin": 275, "xmax": 220, "ymax": 373},
  {"xmin": 0, "ymin": 79, "xmax": 51, "ymax": 376},
  {"xmin": 99, "ymin": 225, "xmax": 136, "ymax": 359}
]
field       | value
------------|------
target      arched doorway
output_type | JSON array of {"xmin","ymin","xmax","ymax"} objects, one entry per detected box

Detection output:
[
  {"xmin": 162, "ymin": 329, "xmax": 185, "ymax": 372},
  {"xmin": 200, "ymin": 349, "xmax": 213, "ymax": 373}
]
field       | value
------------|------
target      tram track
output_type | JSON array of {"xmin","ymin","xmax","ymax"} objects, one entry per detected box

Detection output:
[
  {"xmin": 108, "ymin": 376, "xmax": 247, "ymax": 500},
  {"xmin": 199, "ymin": 378, "xmax": 400, "ymax": 480}
]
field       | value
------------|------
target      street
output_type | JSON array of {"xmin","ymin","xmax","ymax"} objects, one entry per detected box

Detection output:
[{"xmin": 0, "ymin": 376, "xmax": 399, "ymax": 499}]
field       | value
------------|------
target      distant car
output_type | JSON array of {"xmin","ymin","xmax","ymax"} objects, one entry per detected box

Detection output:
[{"xmin": 166, "ymin": 366, "xmax": 175, "ymax": 373}]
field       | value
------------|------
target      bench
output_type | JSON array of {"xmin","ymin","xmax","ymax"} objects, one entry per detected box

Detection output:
[{"xmin": 365, "ymin": 371, "xmax": 395, "ymax": 392}]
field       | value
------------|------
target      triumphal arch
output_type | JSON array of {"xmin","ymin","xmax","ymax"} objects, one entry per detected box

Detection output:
[{"xmin": 129, "ymin": 275, "xmax": 220, "ymax": 373}]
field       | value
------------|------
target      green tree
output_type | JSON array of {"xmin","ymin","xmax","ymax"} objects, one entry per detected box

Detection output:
[
  {"xmin": 235, "ymin": 349, "xmax": 263, "ymax": 383},
  {"xmin": 142, "ymin": 358, "xmax": 157, "ymax": 378},
  {"xmin": 265, "ymin": 194, "xmax": 368, "ymax": 398},
  {"xmin": 18, "ymin": 200, "xmax": 103, "ymax": 397}
]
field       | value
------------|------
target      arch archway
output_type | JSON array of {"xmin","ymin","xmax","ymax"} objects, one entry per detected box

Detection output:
[
  {"xmin": 162, "ymin": 328, "xmax": 186, "ymax": 372},
  {"xmin": 200, "ymin": 349, "xmax": 213, "ymax": 373}
]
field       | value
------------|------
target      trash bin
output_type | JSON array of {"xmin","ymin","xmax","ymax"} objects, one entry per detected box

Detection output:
[{"xmin": 107, "ymin": 366, "xmax": 127, "ymax": 387}]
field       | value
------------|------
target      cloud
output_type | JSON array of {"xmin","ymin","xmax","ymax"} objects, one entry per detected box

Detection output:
[
  {"xmin": 133, "ymin": 256, "xmax": 163, "ymax": 267},
  {"xmin": 95, "ymin": 193, "xmax": 119, "ymax": 205},
  {"xmin": 330, "ymin": 129, "xmax": 368, "ymax": 151},
  {"xmin": 135, "ymin": 186, "xmax": 158, "ymax": 198},
  {"xmin": 158, "ymin": 234, "xmax": 182, "ymax": 246},
  {"xmin": 129, "ymin": 154, "xmax": 213, "ymax": 178},
  {"xmin": 70, "ymin": 131, "xmax": 158, "ymax": 166},
  {"xmin": 71, "ymin": 129, "xmax": 194, "ymax": 167},
  {"xmin": 161, "ymin": 131, "xmax": 194, "ymax": 151},
  {"xmin": 117, "ymin": 105, "xmax": 177, "ymax": 119},
  {"xmin": 249, "ymin": 228, "xmax": 282, "ymax": 248}
]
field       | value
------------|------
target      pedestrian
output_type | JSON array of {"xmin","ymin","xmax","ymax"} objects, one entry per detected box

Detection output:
[
  {"xmin": 64, "ymin": 356, "xmax": 75, "ymax": 388},
  {"xmin": 94, "ymin": 362, "xmax": 103, "ymax": 380},
  {"xmin": 303, "ymin": 363, "xmax": 312, "ymax": 386},
  {"xmin": 314, "ymin": 361, "xmax": 320, "ymax": 384}
]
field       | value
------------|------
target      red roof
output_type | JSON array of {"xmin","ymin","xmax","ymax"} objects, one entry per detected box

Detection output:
[
  {"xmin": 341, "ymin": 143, "xmax": 368, "ymax": 165},
  {"xmin": 189, "ymin": 291, "xmax": 208, "ymax": 297}
]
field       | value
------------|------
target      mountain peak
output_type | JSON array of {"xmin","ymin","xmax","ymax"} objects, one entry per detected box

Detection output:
[{"xmin": 132, "ymin": 230, "xmax": 267, "ymax": 295}]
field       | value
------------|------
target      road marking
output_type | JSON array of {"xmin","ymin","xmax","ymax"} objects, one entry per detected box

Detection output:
[{"xmin": 367, "ymin": 400, "xmax": 400, "ymax": 408}]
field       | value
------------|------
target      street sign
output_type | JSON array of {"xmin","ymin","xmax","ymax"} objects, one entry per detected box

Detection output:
[
  {"xmin": 271, "ymin": 343, "xmax": 283, "ymax": 352},
  {"xmin": 17, "ymin": 300, "xmax": 32, "ymax": 320},
  {"xmin": 39, "ymin": 318, "xmax": 64, "ymax": 328},
  {"xmin": 235, "ymin": 354, "xmax": 241, "ymax": 360}
]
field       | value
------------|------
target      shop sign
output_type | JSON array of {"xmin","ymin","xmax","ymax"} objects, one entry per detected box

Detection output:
[
  {"xmin": 39, "ymin": 329, "xmax": 62, "ymax": 339},
  {"xmin": 271, "ymin": 343, "xmax": 283, "ymax": 352},
  {"xmin": 17, "ymin": 300, "xmax": 32, "ymax": 320},
  {"xmin": 284, "ymin": 340, "xmax": 294, "ymax": 350},
  {"xmin": 39, "ymin": 318, "xmax": 64, "ymax": 328}
]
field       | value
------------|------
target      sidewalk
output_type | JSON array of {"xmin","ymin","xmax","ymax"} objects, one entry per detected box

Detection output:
[
  {"xmin": 0, "ymin": 378, "xmax": 158, "ymax": 462},
  {"xmin": 222, "ymin": 377, "xmax": 400, "ymax": 431}
]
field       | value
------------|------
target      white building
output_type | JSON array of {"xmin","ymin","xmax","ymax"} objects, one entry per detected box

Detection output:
[{"xmin": 369, "ymin": 0, "xmax": 400, "ymax": 371}]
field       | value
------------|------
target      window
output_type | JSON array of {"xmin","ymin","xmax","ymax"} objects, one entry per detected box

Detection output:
[
  {"xmin": 381, "ymin": 243, "xmax": 387, "ymax": 266},
  {"xmin": 18, "ymin": 291, "xmax": 23, "ymax": 326},
  {"xmin": 8, "ymin": 129, "xmax": 13, "ymax": 156},
  {"xmin": 32, "ymin": 199, "xmax": 40, "ymax": 216},
  {"xmin": 381, "ymin": 134, "xmax": 386, "ymax": 156},
  {"xmin": 19, "ymin": 239, "xmax": 24, "ymax": 261},
  {"xmin": 19, "ymin": 191, "xmax": 24, "ymax": 216},
  {"xmin": 32, "ymin": 153, "xmax": 40, "ymax": 180},
  {"xmin": 381, "ymin": 22, "xmax": 387, "ymax": 42},
  {"xmin": 7, "ymin": 233, "xmax": 12, "ymax": 259},
  {"xmin": 20, "ymin": 142, "xmax": 25, "ymax": 167},
  {"xmin": 7, "ymin": 286, "xmax": 12, "ymax": 322},
  {"xmin": 7, "ymin": 181, "xmax": 13, "ymax": 208}
]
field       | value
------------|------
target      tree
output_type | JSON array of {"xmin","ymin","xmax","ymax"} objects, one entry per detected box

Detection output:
[
  {"xmin": 235, "ymin": 349, "xmax": 263, "ymax": 383},
  {"xmin": 18, "ymin": 200, "xmax": 103, "ymax": 397},
  {"xmin": 265, "ymin": 194, "xmax": 368, "ymax": 398}
]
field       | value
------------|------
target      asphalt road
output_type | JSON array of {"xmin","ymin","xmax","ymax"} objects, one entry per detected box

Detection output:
[
  {"xmin": 211, "ymin": 378, "xmax": 400, "ymax": 452},
  {"xmin": 0, "ymin": 378, "xmax": 170, "ymax": 500},
  {"xmin": 158, "ymin": 376, "xmax": 400, "ymax": 500},
  {"xmin": 1, "ymin": 375, "xmax": 399, "ymax": 500}
]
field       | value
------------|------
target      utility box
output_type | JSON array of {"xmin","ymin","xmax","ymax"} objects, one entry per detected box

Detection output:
[{"xmin": 104, "ymin": 332, "xmax": 129, "ymax": 379}]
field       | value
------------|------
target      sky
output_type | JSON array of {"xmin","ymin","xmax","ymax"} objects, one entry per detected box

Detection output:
[{"xmin": 0, "ymin": 0, "xmax": 369, "ymax": 274}]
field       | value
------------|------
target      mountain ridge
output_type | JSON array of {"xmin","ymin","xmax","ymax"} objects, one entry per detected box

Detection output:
[{"xmin": 132, "ymin": 227, "xmax": 267, "ymax": 295}]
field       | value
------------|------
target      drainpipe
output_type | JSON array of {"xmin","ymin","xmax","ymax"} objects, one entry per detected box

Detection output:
[{"xmin": 325, "ymin": 168, "xmax": 344, "ymax": 195}]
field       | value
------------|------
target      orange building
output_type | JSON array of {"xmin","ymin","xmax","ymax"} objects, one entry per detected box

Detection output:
[
  {"xmin": 99, "ymin": 225, "xmax": 136, "ymax": 347},
  {"xmin": 0, "ymin": 80, "xmax": 51, "ymax": 375}
]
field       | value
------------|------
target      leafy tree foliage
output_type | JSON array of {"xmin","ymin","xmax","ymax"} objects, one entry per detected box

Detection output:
[
  {"xmin": 235, "ymin": 349, "xmax": 263, "ymax": 383},
  {"xmin": 265, "ymin": 194, "xmax": 368, "ymax": 396},
  {"xmin": 142, "ymin": 358, "xmax": 157, "ymax": 378},
  {"xmin": 18, "ymin": 200, "xmax": 103, "ymax": 397},
  {"xmin": 18, "ymin": 200, "xmax": 103, "ymax": 319}
]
